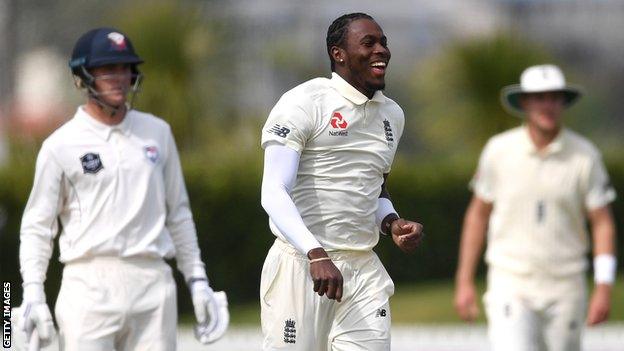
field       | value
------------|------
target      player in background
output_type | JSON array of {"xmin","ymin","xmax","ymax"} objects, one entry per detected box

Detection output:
[
  {"xmin": 454, "ymin": 64, "xmax": 617, "ymax": 351},
  {"xmin": 18, "ymin": 27, "xmax": 228, "ymax": 350},
  {"xmin": 260, "ymin": 13, "xmax": 424, "ymax": 350}
]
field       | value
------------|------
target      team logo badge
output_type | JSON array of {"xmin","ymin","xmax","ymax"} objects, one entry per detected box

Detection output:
[
  {"xmin": 383, "ymin": 119, "xmax": 394, "ymax": 148},
  {"xmin": 107, "ymin": 32, "xmax": 127, "ymax": 51},
  {"xmin": 268, "ymin": 124, "xmax": 290, "ymax": 138},
  {"xmin": 144, "ymin": 146, "xmax": 159, "ymax": 163},
  {"xmin": 80, "ymin": 153, "xmax": 104, "ymax": 174},
  {"xmin": 329, "ymin": 112, "xmax": 348, "ymax": 136},
  {"xmin": 283, "ymin": 319, "xmax": 296, "ymax": 344}
]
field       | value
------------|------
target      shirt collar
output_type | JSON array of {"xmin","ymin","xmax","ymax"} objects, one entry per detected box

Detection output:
[
  {"xmin": 520, "ymin": 125, "xmax": 565, "ymax": 156},
  {"xmin": 76, "ymin": 106, "xmax": 133, "ymax": 140},
  {"xmin": 330, "ymin": 72, "xmax": 386, "ymax": 105}
]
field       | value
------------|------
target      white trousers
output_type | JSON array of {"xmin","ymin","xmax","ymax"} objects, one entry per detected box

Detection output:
[
  {"xmin": 54, "ymin": 257, "xmax": 177, "ymax": 351},
  {"xmin": 260, "ymin": 240, "xmax": 394, "ymax": 351},
  {"xmin": 485, "ymin": 267, "xmax": 587, "ymax": 351}
]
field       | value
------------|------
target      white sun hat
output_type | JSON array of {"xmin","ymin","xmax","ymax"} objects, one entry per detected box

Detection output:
[{"xmin": 500, "ymin": 64, "xmax": 583, "ymax": 117}]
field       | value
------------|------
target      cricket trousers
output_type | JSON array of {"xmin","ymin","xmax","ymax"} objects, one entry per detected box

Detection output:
[
  {"xmin": 484, "ymin": 266, "xmax": 587, "ymax": 351},
  {"xmin": 55, "ymin": 256, "xmax": 177, "ymax": 351},
  {"xmin": 260, "ymin": 239, "xmax": 394, "ymax": 351}
]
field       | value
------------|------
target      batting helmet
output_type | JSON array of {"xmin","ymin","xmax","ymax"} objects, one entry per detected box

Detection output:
[{"xmin": 69, "ymin": 27, "xmax": 144, "ymax": 88}]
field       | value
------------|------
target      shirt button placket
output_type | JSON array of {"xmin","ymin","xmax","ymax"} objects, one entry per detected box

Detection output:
[{"xmin": 111, "ymin": 130, "xmax": 123, "ymax": 167}]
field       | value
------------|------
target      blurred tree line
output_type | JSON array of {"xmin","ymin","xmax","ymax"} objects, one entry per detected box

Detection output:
[{"xmin": 0, "ymin": 2, "xmax": 622, "ymax": 318}]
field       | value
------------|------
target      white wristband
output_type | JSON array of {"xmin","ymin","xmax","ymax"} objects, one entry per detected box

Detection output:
[
  {"xmin": 594, "ymin": 254, "xmax": 617, "ymax": 285},
  {"xmin": 376, "ymin": 197, "xmax": 399, "ymax": 231}
]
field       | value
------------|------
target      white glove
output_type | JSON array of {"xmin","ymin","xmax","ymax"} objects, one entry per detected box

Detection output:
[
  {"xmin": 190, "ymin": 280, "xmax": 229, "ymax": 344},
  {"xmin": 19, "ymin": 284, "xmax": 56, "ymax": 350}
]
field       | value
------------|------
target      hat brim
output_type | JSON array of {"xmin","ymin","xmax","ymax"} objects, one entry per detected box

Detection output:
[{"xmin": 500, "ymin": 84, "xmax": 583, "ymax": 118}]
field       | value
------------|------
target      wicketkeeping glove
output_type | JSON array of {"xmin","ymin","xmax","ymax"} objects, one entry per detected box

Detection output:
[
  {"xmin": 190, "ymin": 280, "xmax": 229, "ymax": 344},
  {"xmin": 19, "ymin": 284, "xmax": 56, "ymax": 349}
]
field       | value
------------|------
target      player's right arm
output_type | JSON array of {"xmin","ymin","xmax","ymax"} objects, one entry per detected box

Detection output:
[
  {"xmin": 454, "ymin": 195, "xmax": 492, "ymax": 322},
  {"xmin": 261, "ymin": 144, "xmax": 343, "ymax": 302},
  {"xmin": 260, "ymin": 92, "xmax": 343, "ymax": 302},
  {"xmin": 454, "ymin": 140, "xmax": 496, "ymax": 322},
  {"xmin": 19, "ymin": 140, "xmax": 62, "ymax": 346}
]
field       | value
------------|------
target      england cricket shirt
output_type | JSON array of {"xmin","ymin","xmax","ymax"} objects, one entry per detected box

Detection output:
[
  {"xmin": 261, "ymin": 73, "xmax": 405, "ymax": 251},
  {"xmin": 472, "ymin": 126, "xmax": 616, "ymax": 276}
]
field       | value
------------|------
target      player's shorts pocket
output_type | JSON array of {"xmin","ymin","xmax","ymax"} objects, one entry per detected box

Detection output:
[{"xmin": 260, "ymin": 248, "xmax": 282, "ymax": 307}]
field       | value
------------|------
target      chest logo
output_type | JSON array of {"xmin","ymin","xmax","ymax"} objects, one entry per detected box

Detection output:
[
  {"xmin": 144, "ymin": 146, "xmax": 159, "ymax": 163},
  {"xmin": 329, "ymin": 112, "xmax": 348, "ymax": 136},
  {"xmin": 80, "ymin": 153, "xmax": 104, "ymax": 174},
  {"xmin": 383, "ymin": 119, "xmax": 394, "ymax": 148},
  {"xmin": 330, "ymin": 112, "xmax": 348, "ymax": 129}
]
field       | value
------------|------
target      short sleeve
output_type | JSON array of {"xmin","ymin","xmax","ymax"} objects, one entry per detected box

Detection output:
[
  {"xmin": 583, "ymin": 152, "xmax": 616, "ymax": 210},
  {"xmin": 261, "ymin": 93, "xmax": 314, "ymax": 153},
  {"xmin": 470, "ymin": 140, "xmax": 496, "ymax": 203}
]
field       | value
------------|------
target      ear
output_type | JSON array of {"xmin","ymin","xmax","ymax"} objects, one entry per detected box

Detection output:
[{"xmin": 331, "ymin": 46, "xmax": 346, "ymax": 65}]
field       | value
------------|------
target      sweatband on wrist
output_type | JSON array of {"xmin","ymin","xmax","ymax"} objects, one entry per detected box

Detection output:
[
  {"xmin": 376, "ymin": 198, "xmax": 398, "ymax": 230},
  {"xmin": 594, "ymin": 254, "xmax": 617, "ymax": 285}
]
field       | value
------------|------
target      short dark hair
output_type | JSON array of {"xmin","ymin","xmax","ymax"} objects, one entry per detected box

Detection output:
[{"xmin": 326, "ymin": 13, "xmax": 374, "ymax": 71}]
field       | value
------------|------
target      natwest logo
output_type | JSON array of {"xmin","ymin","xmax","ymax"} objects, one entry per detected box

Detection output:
[{"xmin": 330, "ymin": 112, "xmax": 348, "ymax": 129}]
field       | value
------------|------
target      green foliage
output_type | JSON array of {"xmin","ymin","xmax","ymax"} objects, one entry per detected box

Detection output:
[
  {"xmin": 405, "ymin": 35, "xmax": 552, "ymax": 161},
  {"xmin": 109, "ymin": 0, "xmax": 227, "ymax": 149}
]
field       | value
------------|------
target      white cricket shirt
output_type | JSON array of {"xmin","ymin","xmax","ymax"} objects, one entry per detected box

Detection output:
[
  {"xmin": 472, "ymin": 126, "xmax": 616, "ymax": 276},
  {"xmin": 261, "ymin": 73, "xmax": 405, "ymax": 251},
  {"xmin": 20, "ymin": 107, "xmax": 207, "ymax": 285}
]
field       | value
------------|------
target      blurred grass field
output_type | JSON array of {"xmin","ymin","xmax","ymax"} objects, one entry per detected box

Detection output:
[{"xmin": 208, "ymin": 275, "xmax": 624, "ymax": 326}]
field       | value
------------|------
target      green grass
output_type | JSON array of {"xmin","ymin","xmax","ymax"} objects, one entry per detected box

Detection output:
[
  {"xmin": 390, "ymin": 279, "xmax": 487, "ymax": 324},
  {"xmin": 183, "ymin": 275, "xmax": 624, "ymax": 326},
  {"xmin": 393, "ymin": 276, "xmax": 624, "ymax": 324}
]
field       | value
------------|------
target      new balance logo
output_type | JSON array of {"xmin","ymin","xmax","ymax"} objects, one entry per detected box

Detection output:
[
  {"xmin": 268, "ymin": 124, "xmax": 290, "ymax": 138},
  {"xmin": 375, "ymin": 308, "xmax": 387, "ymax": 318},
  {"xmin": 283, "ymin": 319, "xmax": 296, "ymax": 344}
]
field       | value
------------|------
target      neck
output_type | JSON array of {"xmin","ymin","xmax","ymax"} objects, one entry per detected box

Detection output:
[
  {"xmin": 527, "ymin": 122, "xmax": 560, "ymax": 150},
  {"xmin": 335, "ymin": 70, "xmax": 375, "ymax": 99},
  {"xmin": 84, "ymin": 99, "xmax": 127, "ymax": 126}
]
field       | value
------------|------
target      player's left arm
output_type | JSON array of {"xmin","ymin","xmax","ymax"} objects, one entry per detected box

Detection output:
[
  {"xmin": 583, "ymin": 149, "xmax": 617, "ymax": 326},
  {"xmin": 586, "ymin": 204, "xmax": 617, "ymax": 326},
  {"xmin": 378, "ymin": 173, "xmax": 424, "ymax": 253}
]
